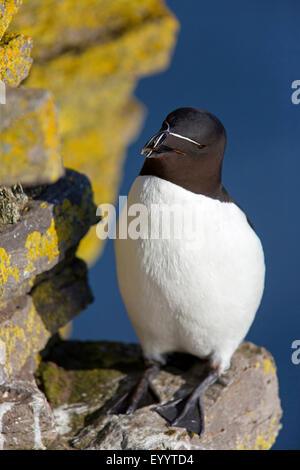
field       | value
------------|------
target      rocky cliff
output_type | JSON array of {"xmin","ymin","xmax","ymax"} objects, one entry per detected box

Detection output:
[
  {"xmin": 0, "ymin": 0, "xmax": 282, "ymax": 450},
  {"xmin": 11, "ymin": 0, "xmax": 179, "ymax": 264},
  {"xmin": 0, "ymin": 339, "xmax": 282, "ymax": 450}
]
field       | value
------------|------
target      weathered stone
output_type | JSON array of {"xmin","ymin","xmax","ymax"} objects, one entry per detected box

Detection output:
[
  {"xmin": 0, "ymin": 87, "xmax": 64, "ymax": 186},
  {"xmin": 36, "ymin": 341, "xmax": 282, "ymax": 450},
  {"xmin": 11, "ymin": 0, "xmax": 179, "ymax": 265},
  {"xmin": 25, "ymin": 9, "xmax": 178, "ymax": 150},
  {"xmin": 0, "ymin": 356, "xmax": 57, "ymax": 450},
  {"xmin": 0, "ymin": 257, "xmax": 93, "ymax": 382},
  {"xmin": 0, "ymin": 1, "xmax": 33, "ymax": 86},
  {"xmin": 0, "ymin": 33, "xmax": 32, "ymax": 86},
  {"xmin": 11, "ymin": 0, "xmax": 178, "ymax": 61},
  {"xmin": 0, "ymin": 169, "xmax": 96, "ymax": 305},
  {"xmin": 0, "ymin": 0, "xmax": 22, "ymax": 41}
]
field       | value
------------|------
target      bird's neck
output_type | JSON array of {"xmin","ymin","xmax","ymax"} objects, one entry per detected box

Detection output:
[{"xmin": 139, "ymin": 151, "xmax": 223, "ymax": 198}]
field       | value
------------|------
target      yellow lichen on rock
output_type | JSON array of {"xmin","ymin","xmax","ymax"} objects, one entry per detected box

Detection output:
[
  {"xmin": 11, "ymin": 0, "xmax": 178, "ymax": 60},
  {"xmin": 237, "ymin": 418, "xmax": 279, "ymax": 450},
  {"xmin": 0, "ymin": 170, "xmax": 95, "ymax": 305},
  {"xmin": 253, "ymin": 432, "xmax": 276, "ymax": 450},
  {"xmin": 263, "ymin": 358, "xmax": 277, "ymax": 375},
  {"xmin": 11, "ymin": 0, "xmax": 179, "ymax": 264},
  {"xmin": 0, "ymin": 247, "xmax": 20, "ymax": 289},
  {"xmin": 25, "ymin": 219, "xmax": 60, "ymax": 265},
  {"xmin": 0, "ymin": 257, "xmax": 92, "ymax": 380},
  {"xmin": 0, "ymin": 0, "xmax": 22, "ymax": 40},
  {"xmin": 0, "ymin": 87, "xmax": 64, "ymax": 186},
  {"xmin": 25, "ymin": 192, "xmax": 94, "ymax": 268},
  {"xmin": 26, "ymin": 14, "xmax": 178, "ymax": 90},
  {"xmin": 0, "ymin": 32, "xmax": 32, "ymax": 86},
  {"xmin": 0, "ymin": 302, "xmax": 48, "ymax": 378},
  {"xmin": 25, "ymin": 11, "xmax": 177, "ymax": 141},
  {"xmin": 0, "ymin": 0, "xmax": 32, "ymax": 86}
]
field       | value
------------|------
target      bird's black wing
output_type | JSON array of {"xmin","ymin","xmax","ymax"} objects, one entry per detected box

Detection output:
[{"xmin": 218, "ymin": 186, "xmax": 255, "ymax": 231}]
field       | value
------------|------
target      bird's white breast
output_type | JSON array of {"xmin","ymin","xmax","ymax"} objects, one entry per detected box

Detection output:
[{"xmin": 114, "ymin": 176, "xmax": 265, "ymax": 372}]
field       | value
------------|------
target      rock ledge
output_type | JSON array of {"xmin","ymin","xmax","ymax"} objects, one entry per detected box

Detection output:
[{"xmin": 32, "ymin": 340, "xmax": 283, "ymax": 451}]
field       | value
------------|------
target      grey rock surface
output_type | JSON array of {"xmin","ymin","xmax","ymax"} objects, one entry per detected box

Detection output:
[
  {"xmin": 36, "ymin": 340, "xmax": 282, "ymax": 450},
  {"xmin": 0, "ymin": 357, "xmax": 57, "ymax": 450},
  {"xmin": 0, "ymin": 257, "xmax": 93, "ymax": 383},
  {"xmin": 0, "ymin": 86, "xmax": 64, "ymax": 187},
  {"xmin": 0, "ymin": 168, "xmax": 97, "ymax": 306}
]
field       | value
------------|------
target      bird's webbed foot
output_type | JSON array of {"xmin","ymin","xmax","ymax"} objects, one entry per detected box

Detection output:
[
  {"xmin": 153, "ymin": 367, "xmax": 219, "ymax": 437},
  {"xmin": 107, "ymin": 360, "xmax": 161, "ymax": 415}
]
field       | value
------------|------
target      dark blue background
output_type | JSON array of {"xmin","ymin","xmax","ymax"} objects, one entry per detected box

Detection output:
[{"xmin": 73, "ymin": 0, "xmax": 300, "ymax": 449}]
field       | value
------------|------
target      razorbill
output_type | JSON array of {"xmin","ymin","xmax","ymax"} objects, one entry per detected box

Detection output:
[{"xmin": 108, "ymin": 107, "xmax": 265, "ymax": 436}]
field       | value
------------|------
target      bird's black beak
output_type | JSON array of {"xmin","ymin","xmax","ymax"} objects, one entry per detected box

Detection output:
[{"xmin": 141, "ymin": 131, "xmax": 168, "ymax": 158}]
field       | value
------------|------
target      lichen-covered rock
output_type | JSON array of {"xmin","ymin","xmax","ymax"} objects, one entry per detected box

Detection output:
[
  {"xmin": 11, "ymin": 0, "xmax": 179, "ymax": 265},
  {"xmin": 0, "ymin": 1, "xmax": 32, "ymax": 87},
  {"xmin": 0, "ymin": 169, "xmax": 97, "ymax": 305},
  {"xmin": 0, "ymin": 33, "xmax": 32, "ymax": 86},
  {"xmin": 0, "ymin": 257, "xmax": 93, "ymax": 382},
  {"xmin": 0, "ymin": 0, "xmax": 22, "ymax": 41},
  {"xmin": 0, "ymin": 87, "xmax": 63, "ymax": 186},
  {"xmin": 25, "ymin": 6, "xmax": 178, "ymax": 168},
  {"xmin": 11, "ymin": 0, "xmax": 178, "ymax": 61},
  {"xmin": 0, "ymin": 356, "xmax": 57, "ymax": 450},
  {"xmin": 36, "ymin": 341, "xmax": 282, "ymax": 450}
]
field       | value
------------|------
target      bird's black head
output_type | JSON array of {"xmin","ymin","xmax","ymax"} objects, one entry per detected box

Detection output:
[{"xmin": 140, "ymin": 107, "xmax": 227, "ymax": 197}]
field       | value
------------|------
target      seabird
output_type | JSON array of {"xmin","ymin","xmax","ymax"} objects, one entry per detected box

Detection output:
[{"xmin": 108, "ymin": 107, "xmax": 265, "ymax": 436}]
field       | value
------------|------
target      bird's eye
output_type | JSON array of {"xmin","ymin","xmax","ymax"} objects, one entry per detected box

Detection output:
[{"xmin": 161, "ymin": 121, "xmax": 169, "ymax": 131}]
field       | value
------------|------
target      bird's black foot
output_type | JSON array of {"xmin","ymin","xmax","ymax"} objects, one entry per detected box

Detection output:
[
  {"xmin": 107, "ymin": 361, "xmax": 161, "ymax": 415},
  {"xmin": 153, "ymin": 368, "xmax": 219, "ymax": 436}
]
